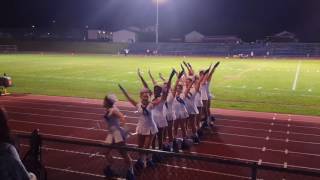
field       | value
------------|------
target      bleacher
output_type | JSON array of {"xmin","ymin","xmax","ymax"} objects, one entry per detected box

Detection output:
[
  {"xmin": 0, "ymin": 45, "xmax": 18, "ymax": 53},
  {"xmin": 128, "ymin": 42, "xmax": 320, "ymax": 57}
]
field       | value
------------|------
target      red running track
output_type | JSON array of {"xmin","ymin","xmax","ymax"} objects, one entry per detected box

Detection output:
[{"xmin": 1, "ymin": 94, "xmax": 320, "ymax": 180}]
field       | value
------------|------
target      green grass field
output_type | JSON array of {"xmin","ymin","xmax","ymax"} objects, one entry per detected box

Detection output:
[{"xmin": 0, "ymin": 54, "xmax": 319, "ymax": 116}]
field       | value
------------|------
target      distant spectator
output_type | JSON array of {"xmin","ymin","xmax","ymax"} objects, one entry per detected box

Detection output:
[{"xmin": 0, "ymin": 107, "xmax": 36, "ymax": 180}]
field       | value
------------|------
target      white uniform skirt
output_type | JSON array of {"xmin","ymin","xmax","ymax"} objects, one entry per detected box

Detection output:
[
  {"xmin": 152, "ymin": 112, "xmax": 168, "ymax": 128},
  {"xmin": 195, "ymin": 92, "xmax": 203, "ymax": 107},
  {"xmin": 136, "ymin": 123, "xmax": 158, "ymax": 135},
  {"xmin": 172, "ymin": 100, "xmax": 189, "ymax": 120},
  {"xmin": 105, "ymin": 126, "xmax": 128, "ymax": 144},
  {"xmin": 185, "ymin": 99, "xmax": 199, "ymax": 115}
]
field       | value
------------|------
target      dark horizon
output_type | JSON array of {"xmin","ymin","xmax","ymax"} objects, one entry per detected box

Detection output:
[{"xmin": 1, "ymin": 0, "xmax": 320, "ymax": 42}]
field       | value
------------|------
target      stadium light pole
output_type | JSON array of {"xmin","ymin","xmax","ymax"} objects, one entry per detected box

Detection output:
[{"xmin": 156, "ymin": 0, "xmax": 159, "ymax": 44}]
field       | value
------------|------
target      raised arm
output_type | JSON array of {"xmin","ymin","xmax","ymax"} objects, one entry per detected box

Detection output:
[
  {"xmin": 183, "ymin": 61, "xmax": 194, "ymax": 76},
  {"xmin": 195, "ymin": 70, "xmax": 209, "ymax": 92},
  {"xmin": 172, "ymin": 70, "xmax": 184, "ymax": 96},
  {"xmin": 162, "ymin": 69, "xmax": 176, "ymax": 100},
  {"xmin": 148, "ymin": 70, "xmax": 158, "ymax": 86},
  {"xmin": 159, "ymin": 73, "xmax": 166, "ymax": 82},
  {"xmin": 207, "ymin": 61, "xmax": 220, "ymax": 83},
  {"xmin": 118, "ymin": 84, "xmax": 138, "ymax": 107},
  {"xmin": 112, "ymin": 109, "xmax": 127, "ymax": 124},
  {"xmin": 137, "ymin": 69, "xmax": 151, "ymax": 93},
  {"xmin": 184, "ymin": 80, "xmax": 194, "ymax": 97}
]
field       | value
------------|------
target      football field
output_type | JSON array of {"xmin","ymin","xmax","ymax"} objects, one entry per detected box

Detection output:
[{"xmin": 0, "ymin": 54, "xmax": 319, "ymax": 116}]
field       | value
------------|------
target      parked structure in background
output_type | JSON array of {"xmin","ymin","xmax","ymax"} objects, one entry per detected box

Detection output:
[
  {"xmin": 185, "ymin": 31, "xmax": 205, "ymax": 43},
  {"xmin": 112, "ymin": 30, "xmax": 137, "ymax": 43},
  {"xmin": 265, "ymin": 31, "xmax": 298, "ymax": 43},
  {"xmin": 204, "ymin": 35, "xmax": 242, "ymax": 44},
  {"xmin": 86, "ymin": 29, "xmax": 112, "ymax": 41}
]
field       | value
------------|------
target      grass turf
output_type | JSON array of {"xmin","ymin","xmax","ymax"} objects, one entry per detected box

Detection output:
[{"xmin": 0, "ymin": 54, "xmax": 319, "ymax": 116}]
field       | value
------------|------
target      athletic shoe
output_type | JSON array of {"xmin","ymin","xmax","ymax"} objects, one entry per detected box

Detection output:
[
  {"xmin": 126, "ymin": 169, "xmax": 135, "ymax": 180},
  {"xmin": 103, "ymin": 166, "xmax": 114, "ymax": 178},
  {"xmin": 173, "ymin": 139, "xmax": 181, "ymax": 153},
  {"xmin": 197, "ymin": 129, "xmax": 204, "ymax": 138},
  {"xmin": 181, "ymin": 138, "xmax": 193, "ymax": 150},
  {"xmin": 152, "ymin": 154, "xmax": 161, "ymax": 163},
  {"xmin": 192, "ymin": 134, "xmax": 200, "ymax": 144},
  {"xmin": 146, "ymin": 159, "xmax": 156, "ymax": 168},
  {"xmin": 162, "ymin": 143, "xmax": 171, "ymax": 152},
  {"xmin": 134, "ymin": 159, "xmax": 144, "ymax": 170}
]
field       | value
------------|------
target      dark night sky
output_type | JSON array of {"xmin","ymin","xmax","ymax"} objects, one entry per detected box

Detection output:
[{"xmin": 1, "ymin": 0, "xmax": 320, "ymax": 41}]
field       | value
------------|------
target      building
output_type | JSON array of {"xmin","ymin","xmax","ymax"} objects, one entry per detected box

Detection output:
[
  {"xmin": 112, "ymin": 30, "xmax": 137, "ymax": 43},
  {"xmin": 185, "ymin": 31, "xmax": 205, "ymax": 43},
  {"xmin": 265, "ymin": 31, "xmax": 298, "ymax": 42},
  {"xmin": 204, "ymin": 35, "xmax": 242, "ymax": 44},
  {"xmin": 86, "ymin": 29, "xmax": 111, "ymax": 41}
]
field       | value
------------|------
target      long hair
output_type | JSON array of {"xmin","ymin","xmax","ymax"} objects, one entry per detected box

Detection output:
[{"xmin": 0, "ymin": 107, "xmax": 13, "ymax": 144}]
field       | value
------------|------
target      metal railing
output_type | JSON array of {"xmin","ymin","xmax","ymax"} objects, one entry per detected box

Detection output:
[{"xmin": 16, "ymin": 132, "xmax": 320, "ymax": 180}]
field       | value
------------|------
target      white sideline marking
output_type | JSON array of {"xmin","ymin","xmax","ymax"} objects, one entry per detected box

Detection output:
[
  {"xmin": 292, "ymin": 61, "xmax": 301, "ymax": 91},
  {"xmin": 285, "ymin": 149, "xmax": 289, "ymax": 155},
  {"xmin": 46, "ymin": 166, "xmax": 105, "ymax": 178},
  {"xmin": 9, "ymin": 104, "xmax": 320, "ymax": 139}
]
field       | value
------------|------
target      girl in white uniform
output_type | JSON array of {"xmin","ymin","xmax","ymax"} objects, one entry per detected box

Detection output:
[
  {"xmin": 119, "ymin": 84, "xmax": 162, "ymax": 168},
  {"xmin": 194, "ymin": 76, "xmax": 204, "ymax": 130},
  {"xmin": 184, "ymin": 74, "xmax": 208, "ymax": 142},
  {"xmin": 102, "ymin": 95, "xmax": 134, "ymax": 179},
  {"xmin": 149, "ymin": 70, "xmax": 175, "ymax": 150},
  {"xmin": 203, "ymin": 62, "xmax": 220, "ymax": 126},
  {"xmin": 172, "ymin": 74, "xmax": 189, "ymax": 139}
]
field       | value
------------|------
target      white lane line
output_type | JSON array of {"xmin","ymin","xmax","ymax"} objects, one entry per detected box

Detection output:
[
  {"xmin": 163, "ymin": 164, "xmax": 251, "ymax": 179},
  {"xmin": 11, "ymin": 119, "xmax": 108, "ymax": 132},
  {"xmin": 200, "ymin": 141, "xmax": 261, "ymax": 150},
  {"xmin": 292, "ymin": 61, "xmax": 301, "ymax": 91},
  {"xmin": 265, "ymin": 136, "xmax": 270, "ymax": 141},
  {"xmin": 11, "ymin": 109, "xmax": 320, "ymax": 140},
  {"xmin": 218, "ymin": 118, "xmax": 320, "ymax": 132},
  {"xmin": 7, "ymin": 101, "xmax": 320, "ymax": 133},
  {"xmin": 22, "ymin": 144, "xmax": 251, "ymax": 179},
  {"xmin": 20, "ymin": 118, "xmax": 320, "ymax": 156},
  {"xmin": 46, "ymin": 166, "xmax": 105, "ymax": 178},
  {"xmin": 214, "ymin": 124, "xmax": 320, "ymax": 138}
]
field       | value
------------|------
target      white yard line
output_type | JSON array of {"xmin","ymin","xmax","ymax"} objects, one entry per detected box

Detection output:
[{"xmin": 292, "ymin": 61, "xmax": 302, "ymax": 91}]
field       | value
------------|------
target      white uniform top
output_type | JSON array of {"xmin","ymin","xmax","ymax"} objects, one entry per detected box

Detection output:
[
  {"xmin": 172, "ymin": 94, "xmax": 189, "ymax": 120},
  {"xmin": 163, "ymin": 93, "xmax": 175, "ymax": 121},
  {"xmin": 104, "ymin": 107, "xmax": 128, "ymax": 144},
  {"xmin": 206, "ymin": 82, "xmax": 213, "ymax": 100},
  {"xmin": 136, "ymin": 103, "xmax": 158, "ymax": 135},
  {"xmin": 184, "ymin": 88, "xmax": 199, "ymax": 115},
  {"xmin": 200, "ymin": 83, "xmax": 209, "ymax": 101},
  {"xmin": 151, "ymin": 98, "xmax": 168, "ymax": 128},
  {"xmin": 195, "ymin": 91, "xmax": 203, "ymax": 107}
]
